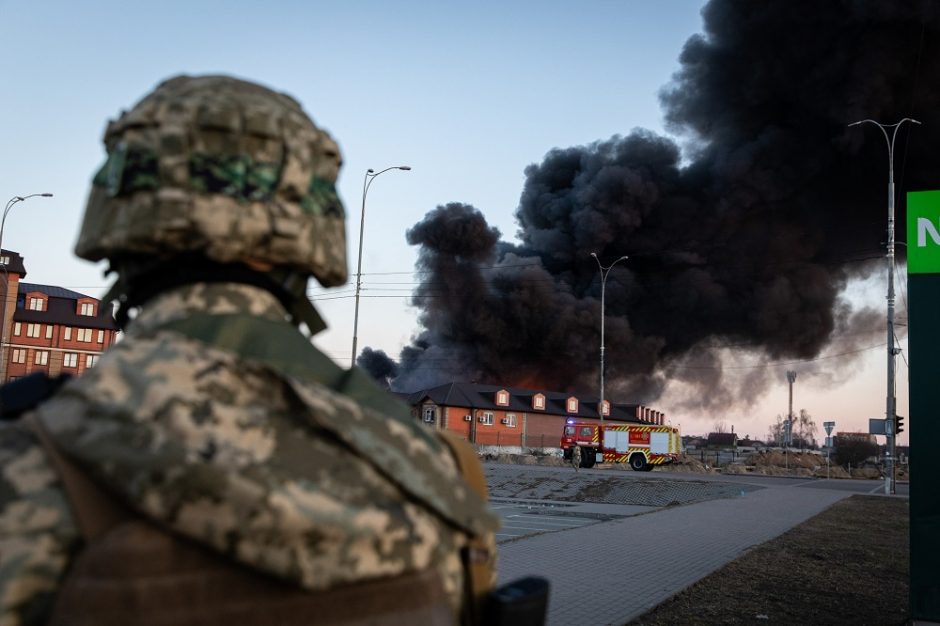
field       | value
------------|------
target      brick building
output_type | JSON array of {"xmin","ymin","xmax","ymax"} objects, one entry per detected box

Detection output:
[
  {"xmin": 0, "ymin": 249, "xmax": 118, "ymax": 382},
  {"xmin": 398, "ymin": 381, "xmax": 665, "ymax": 448}
]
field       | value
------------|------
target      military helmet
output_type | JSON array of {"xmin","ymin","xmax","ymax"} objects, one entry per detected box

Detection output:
[{"xmin": 75, "ymin": 75, "xmax": 347, "ymax": 287}]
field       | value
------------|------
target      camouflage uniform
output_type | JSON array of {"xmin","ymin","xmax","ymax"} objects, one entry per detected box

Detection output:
[{"xmin": 0, "ymin": 76, "xmax": 497, "ymax": 625}]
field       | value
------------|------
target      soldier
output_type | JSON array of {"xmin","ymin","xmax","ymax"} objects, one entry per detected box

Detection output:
[{"xmin": 0, "ymin": 75, "xmax": 500, "ymax": 625}]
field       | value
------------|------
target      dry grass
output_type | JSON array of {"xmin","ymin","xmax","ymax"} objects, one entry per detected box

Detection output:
[{"xmin": 628, "ymin": 495, "xmax": 909, "ymax": 626}]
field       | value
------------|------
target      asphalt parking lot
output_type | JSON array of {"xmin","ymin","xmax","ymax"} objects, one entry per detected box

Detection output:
[
  {"xmin": 485, "ymin": 464, "xmax": 767, "ymax": 542},
  {"xmin": 490, "ymin": 499, "xmax": 607, "ymax": 542}
]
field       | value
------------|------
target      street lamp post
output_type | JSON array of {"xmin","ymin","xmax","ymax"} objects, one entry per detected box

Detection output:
[
  {"xmin": 591, "ymin": 252, "xmax": 628, "ymax": 457},
  {"xmin": 786, "ymin": 370, "xmax": 797, "ymax": 448},
  {"xmin": 0, "ymin": 193, "xmax": 54, "ymax": 383},
  {"xmin": 849, "ymin": 117, "xmax": 920, "ymax": 496},
  {"xmin": 350, "ymin": 166, "xmax": 411, "ymax": 367}
]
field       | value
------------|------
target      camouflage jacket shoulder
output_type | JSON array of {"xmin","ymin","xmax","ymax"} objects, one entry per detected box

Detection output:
[
  {"xmin": 33, "ymin": 283, "xmax": 497, "ymax": 599},
  {"xmin": 0, "ymin": 422, "xmax": 80, "ymax": 626}
]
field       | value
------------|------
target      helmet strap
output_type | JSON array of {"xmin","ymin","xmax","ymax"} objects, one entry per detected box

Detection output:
[{"xmin": 103, "ymin": 255, "xmax": 325, "ymax": 334}]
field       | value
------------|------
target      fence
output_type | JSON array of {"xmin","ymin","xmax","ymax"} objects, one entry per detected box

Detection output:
[
  {"xmin": 445, "ymin": 431, "xmax": 560, "ymax": 450},
  {"xmin": 697, "ymin": 449, "xmax": 740, "ymax": 467},
  {"xmin": 464, "ymin": 431, "xmax": 561, "ymax": 449}
]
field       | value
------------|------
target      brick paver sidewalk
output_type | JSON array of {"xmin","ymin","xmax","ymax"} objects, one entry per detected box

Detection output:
[{"xmin": 497, "ymin": 481, "xmax": 849, "ymax": 626}]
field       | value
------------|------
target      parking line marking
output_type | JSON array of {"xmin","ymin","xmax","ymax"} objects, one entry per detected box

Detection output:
[{"xmin": 506, "ymin": 514, "xmax": 590, "ymax": 522}]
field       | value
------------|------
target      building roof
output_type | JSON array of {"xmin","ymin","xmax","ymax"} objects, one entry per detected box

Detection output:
[
  {"xmin": 0, "ymin": 250, "xmax": 27, "ymax": 277},
  {"xmin": 19, "ymin": 282, "xmax": 88, "ymax": 300},
  {"xmin": 706, "ymin": 432, "xmax": 738, "ymax": 447},
  {"xmin": 14, "ymin": 282, "xmax": 118, "ymax": 330},
  {"xmin": 400, "ymin": 381, "xmax": 652, "ymax": 422}
]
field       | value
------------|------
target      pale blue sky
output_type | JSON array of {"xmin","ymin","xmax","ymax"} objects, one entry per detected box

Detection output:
[{"xmin": 0, "ymin": 0, "xmax": 906, "ymax": 441}]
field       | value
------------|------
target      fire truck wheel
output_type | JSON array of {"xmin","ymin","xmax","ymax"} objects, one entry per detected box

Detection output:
[
  {"xmin": 581, "ymin": 451, "xmax": 596, "ymax": 469},
  {"xmin": 629, "ymin": 453, "xmax": 648, "ymax": 472}
]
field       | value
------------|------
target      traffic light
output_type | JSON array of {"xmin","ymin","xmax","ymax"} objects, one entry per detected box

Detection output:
[{"xmin": 895, "ymin": 415, "xmax": 904, "ymax": 435}]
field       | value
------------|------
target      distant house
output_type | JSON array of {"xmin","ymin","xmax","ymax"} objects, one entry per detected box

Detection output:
[
  {"xmin": 682, "ymin": 435, "xmax": 708, "ymax": 450},
  {"xmin": 835, "ymin": 431, "xmax": 876, "ymax": 444},
  {"xmin": 397, "ymin": 381, "xmax": 666, "ymax": 448},
  {"xmin": 706, "ymin": 432, "xmax": 738, "ymax": 449},
  {"xmin": 0, "ymin": 249, "xmax": 118, "ymax": 382}
]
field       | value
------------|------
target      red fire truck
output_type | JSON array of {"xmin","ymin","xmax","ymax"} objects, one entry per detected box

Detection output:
[{"xmin": 560, "ymin": 419, "xmax": 682, "ymax": 471}]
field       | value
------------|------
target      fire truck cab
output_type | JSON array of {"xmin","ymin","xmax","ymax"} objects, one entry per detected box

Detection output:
[{"xmin": 561, "ymin": 419, "xmax": 681, "ymax": 471}]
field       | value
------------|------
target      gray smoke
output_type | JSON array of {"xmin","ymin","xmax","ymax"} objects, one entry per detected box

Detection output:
[{"xmin": 384, "ymin": 0, "xmax": 938, "ymax": 410}]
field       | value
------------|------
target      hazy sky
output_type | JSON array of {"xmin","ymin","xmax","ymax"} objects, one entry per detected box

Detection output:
[{"xmin": 0, "ymin": 0, "xmax": 908, "ymax": 443}]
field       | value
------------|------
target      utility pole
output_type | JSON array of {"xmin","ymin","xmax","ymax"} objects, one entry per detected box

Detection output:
[
  {"xmin": 786, "ymin": 370, "xmax": 797, "ymax": 447},
  {"xmin": 849, "ymin": 117, "xmax": 920, "ymax": 495}
]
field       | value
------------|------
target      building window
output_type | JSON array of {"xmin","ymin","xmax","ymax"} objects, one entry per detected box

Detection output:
[
  {"xmin": 532, "ymin": 394, "xmax": 546, "ymax": 410},
  {"xmin": 64, "ymin": 327, "xmax": 72, "ymax": 340},
  {"xmin": 600, "ymin": 400, "xmax": 610, "ymax": 416},
  {"xmin": 0, "ymin": 256, "xmax": 8, "ymax": 265},
  {"xmin": 422, "ymin": 406, "xmax": 437, "ymax": 423},
  {"xmin": 28, "ymin": 297, "xmax": 43, "ymax": 311},
  {"xmin": 504, "ymin": 413, "xmax": 517, "ymax": 428},
  {"xmin": 80, "ymin": 302, "xmax": 95, "ymax": 316},
  {"xmin": 97, "ymin": 329, "xmax": 104, "ymax": 343},
  {"xmin": 77, "ymin": 328, "xmax": 92, "ymax": 342},
  {"xmin": 13, "ymin": 322, "xmax": 20, "ymax": 336},
  {"xmin": 63, "ymin": 353, "xmax": 78, "ymax": 368},
  {"xmin": 566, "ymin": 397, "xmax": 579, "ymax": 413},
  {"xmin": 11, "ymin": 349, "xmax": 26, "ymax": 364},
  {"xmin": 86, "ymin": 354, "xmax": 99, "ymax": 368},
  {"xmin": 495, "ymin": 389, "xmax": 509, "ymax": 406},
  {"xmin": 45, "ymin": 325, "xmax": 53, "ymax": 339},
  {"xmin": 34, "ymin": 351, "xmax": 48, "ymax": 366},
  {"xmin": 26, "ymin": 323, "xmax": 41, "ymax": 338},
  {"xmin": 480, "ymin": 412, "xmax": 494, "ymax": 426}
]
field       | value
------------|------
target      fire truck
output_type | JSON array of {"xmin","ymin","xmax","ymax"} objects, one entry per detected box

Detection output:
[{"xmin": 560, "ymin": 419, "xmax": 682, "ymax": 470}]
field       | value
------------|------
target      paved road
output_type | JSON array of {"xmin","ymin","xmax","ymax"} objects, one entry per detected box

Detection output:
[{"xmin": 488, "ymin": 463, "xmax": 899, "ymax": 626}]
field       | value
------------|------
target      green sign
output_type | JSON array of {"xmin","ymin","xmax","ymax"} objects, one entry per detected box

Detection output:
[
  {"xmin": 908, "ymin": 189, "xmax": 940, "ymax": 620},
  {"xmin": 908, "ymin": 190, "xmax": 940, "ymax": 274}
]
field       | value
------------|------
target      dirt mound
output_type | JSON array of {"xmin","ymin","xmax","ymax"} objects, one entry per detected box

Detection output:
[
  {"xmin": 850, "ymin": 467, "xmax": 882, "ymax": 479},
  {"xmin": 478, "ymin": 449, "xmax": 884, "ymax": 479},
  {"xmin": 656, "ymin": 454, "xmax": 714, "ymax": 474},
  {"xmin": 747, "ymin": 450, "xmax": 822, "ymax": 470},
  {"xmin": 813, "ymin": 465, "xmax": 850, "ymax": 479},
  {"xmin": 482, "ymin": 452, "xmax": 569, "ymax": 467}
]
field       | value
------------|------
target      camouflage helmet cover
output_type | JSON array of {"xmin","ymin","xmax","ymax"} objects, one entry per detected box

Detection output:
[{"xmin": 75, "ymin": 75, "xmax": 347, "ymax": 286}]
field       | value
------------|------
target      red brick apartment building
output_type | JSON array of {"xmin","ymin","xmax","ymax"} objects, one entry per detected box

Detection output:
[
  {"xmin": 0, "ymin": 250, "xmax": 118, "ymax": 383},
  {"xmin": 399, "ymin": 382, "xmax": 665, "ymax": 448}
]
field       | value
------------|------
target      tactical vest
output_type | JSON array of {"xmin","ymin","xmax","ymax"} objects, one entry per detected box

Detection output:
[{"xmin": 26, "ymin": 313, "xmax": 497, "ymax": 626}]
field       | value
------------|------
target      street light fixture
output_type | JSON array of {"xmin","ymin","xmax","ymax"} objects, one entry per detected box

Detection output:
[
  {"xmin": 350, "ymin": 166, "xmax": 411, "ymax": 366},
  {"xmin": 591, "ymin": 252, "xmax": 628, "ymax": 454},
  {"xmin": 0, "ymin": 193, "xmax": 54, "ymax": 382},
  {"xmin": 849, "ymin": 117, "xmax": 920, "ymax": 495}
]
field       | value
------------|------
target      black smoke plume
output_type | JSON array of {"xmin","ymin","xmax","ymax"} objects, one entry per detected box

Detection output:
[
  {"xmin": 388, "ymin": 0, "xmax": 940, "ymax": 410},
  {"xmin": 357, "ymin": 347, "xmax": 400, "ymax": 389}
]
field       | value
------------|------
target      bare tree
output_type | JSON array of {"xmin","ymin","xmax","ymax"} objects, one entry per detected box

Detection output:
[
  {"xmin": 767, "ymin": 415, "xmax": 786, "ymax": 446},
  {"xmin": 713, "ymin": 420, "xmax": 728, "ymax": 434},
  {"xmin": 797, "ymin": 409, "xmax": 817, "ymax": 450},
  {"xmin": 833, "ymin": 436, "xmax": 878, "ymax": 468}
]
